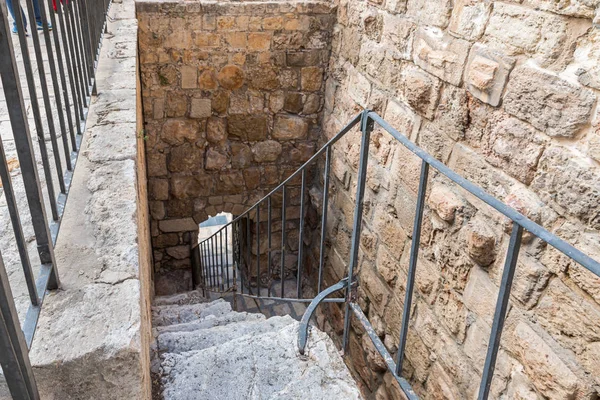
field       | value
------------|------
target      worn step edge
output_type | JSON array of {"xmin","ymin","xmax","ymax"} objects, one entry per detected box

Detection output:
[
  {"xmin": 155, "ymin": 315, "xmax": 296, "ymax": 355},
  {"xmin": 153, "ymin": 311, "xmax": 265, "ymax": 335},
  {"xmin": 153, "ymin": 290, "xmax": 207, "ymax": 306},
  {"xmin": 152, "ymin": 299, "xmax": 232, "ymax": 327}
]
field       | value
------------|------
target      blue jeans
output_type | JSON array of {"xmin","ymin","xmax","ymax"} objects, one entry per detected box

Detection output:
[{"xmin": 5, "ymin": 0, "xmax": 42, "ymax": 30}]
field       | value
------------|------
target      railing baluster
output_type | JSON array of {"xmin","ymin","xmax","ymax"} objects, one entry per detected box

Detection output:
[
  {"xmin": 281, "ymin": 185, "xmax": 287, "ymax": 298},
  {"xmin": 67, "ymin": 0, "xmax": 89, "ymax": 99},
  {"xmin": 257, "ymin": 205, "xmax": 261, "ymax": 295},
  {"xmin": 0, "ymin": 140, "xmax": 37, "ymax": 306},
  {"xmin": 56, "ymin": 0, "xmax": 84, "ymax": 133},
  {"xmin": 225, "ymin": 226, "xmax": 230, "ymax": 290},
  {"xmin": 45, "ymin": 0, "xmax": 77, "ymax": 150},
  {"xmin": 396, "ymin": 160, "xmax": 429, "ymax": 374},
  {"xmin": 342, "ymin": 110, "xmax": 373, "ymax": 352},
  {"xmin": 220, "ymin": 230, "xmax": 225, "ymax": 292},
  {"xmin": 478, "ymin": 224, "xmax": 523, "ymax": 400},
  {"xmin": 318, "ymin": 146, "xmax": 331, "ymax": 293},
  {"xmin": 0, "ymin": 250, "xmax": 40, "ymax": 400},
  {"xmin": 297, "ymin": 169, "xmax": 306, "ymax": 298},
  {"xmin": 213, "ymin": 236, "xmax": 218, "ymax": 289},
  {"xmin": 64, "ymin": 0, "xmax": 87, "ymax": 115},
  {"xmin": 267, "ymin": 197, "xmax": 272, "ymax": 297},
  {"xmin": 75, "ymin": 0, "xmax": 95, "ymax": 86},
  {"xmin": 246, "ymin": 215, "xmax": 252, "ymax": 295}
]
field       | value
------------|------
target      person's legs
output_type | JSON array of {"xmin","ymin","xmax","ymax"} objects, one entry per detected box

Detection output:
[
  {"xmin": 31, "ymin": 0, "xmax": 41, "ymax": 23},
  {"xmin": 31, "ymin": 0, "xmax": 52, "ymax": 30},
  {"xmin": 5, "ymin": 0, "xmax": 28, "ymax": 32}
]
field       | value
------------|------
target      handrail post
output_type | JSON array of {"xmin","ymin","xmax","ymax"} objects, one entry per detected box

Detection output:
[
  {"xmin": 342, "ymin": 109, "xmax": 373, "ymax": 353},
  {"xmin": 478, "ymin": 224, "xmax": 523, "ymax": 399},
  {"xmin": 0, "ymin": 250, "xmax": 40, "ymax": 400}
]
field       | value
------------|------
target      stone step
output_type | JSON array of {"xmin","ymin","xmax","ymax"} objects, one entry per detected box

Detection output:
[
  {"xmin": 154, "ymin": 311, "xmax": 265, "ymax": 335},
  {"xmin": 156, "ymin": 314, "xmax": 295, "ymax": 354},
  {"xmin": 152, "ymin": 299, "xmax": 232, "ymax": 327},
  {"xmin": 158, "ymin": 321, "xmax": 363, "ymax": 400},
  {"xmin": 153, "ymin": 290, "xmax": 207, "ymax": 307}
]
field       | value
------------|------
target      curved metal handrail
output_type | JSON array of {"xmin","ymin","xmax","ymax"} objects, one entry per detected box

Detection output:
[{"xmin": 297, "ymin": 278, "xmax": 348, "ymax": 355}]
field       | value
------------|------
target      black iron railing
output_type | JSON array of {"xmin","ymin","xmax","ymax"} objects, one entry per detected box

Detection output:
[
  {"xmin": 0, "ymin": 0, "xmax": 110, "ymax": 398},
  {"xmin": 192, "ymin": 110, "xmax": 600, "ymax": 399}
]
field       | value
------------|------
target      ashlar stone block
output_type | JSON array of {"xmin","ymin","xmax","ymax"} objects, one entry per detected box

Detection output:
[
  {"xmin": 465, "ymin": 44, "xmax": 515, "ymax": 107},
  {"xmin": 272, "ymin": 115, "xmax": 309, "ymax": 140},
  {"xmin": 448, "ymin": 0, "xmax": 492, "ymax": 41},
  {"xmin": 504, "ymin": 65, "xmax": 596, "ymax": 137},
  {"xmin": 532, "ymin": 146, "xmax": 600, "ymax": 229},
  {"xmin": 413, "ymin": 27, "xmax": 470, "ymax": 86}
]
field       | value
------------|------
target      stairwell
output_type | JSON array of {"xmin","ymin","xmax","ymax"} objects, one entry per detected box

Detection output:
[{"xmin": 150, "ymin": 292, "xmax": 362, "ymax": 399}]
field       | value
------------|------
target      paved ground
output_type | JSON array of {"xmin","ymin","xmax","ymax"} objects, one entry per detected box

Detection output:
[{"xmin": 0, "ymin": 4, "xmax": 90, "ymax": 324}]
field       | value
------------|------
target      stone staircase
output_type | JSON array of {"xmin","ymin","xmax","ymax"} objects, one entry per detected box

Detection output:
[{"xmin": 150, "ymin": 291, "xmax": 363, "ymax": 399}]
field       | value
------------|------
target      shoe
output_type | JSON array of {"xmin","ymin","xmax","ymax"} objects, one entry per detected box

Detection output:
[
  {"xmin": 11, "ymin": 24, "xmax": 28, "ymax": 36},
  {"xmin": 36, "ymin": 21, "xmax": 52, "ymax": 31}
]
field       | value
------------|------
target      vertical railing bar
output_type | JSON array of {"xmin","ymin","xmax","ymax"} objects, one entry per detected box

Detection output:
[
  {"xmin": 23, "ymin": 0, "xmax": 67, "ymax": 194},
  {"xmin": 45, "ymin": 0, "xmax": 77, "ymax": 151},
  {"xmin": 478, "ymin": 224, "xmax": 523, "ymax": 400},
  {"xmin": 318, "ymin": 146, "xmax": 331, "ymax": 293},
  {"xmin": 220, "ymin": 230, "xmax": 225, "ymax": 292},
  {"xmin": 77, "ymin": 0, "xmax": 94, "ymax": 88},
  {"xmin": 76, "ymin": 0, "xmax": 95, "ymax": 84},
  {"xmin": 238, "ymin": 221, "xmax": 244, "ymax": 295},
  {"xmin": 395, "ymin": 160, "xmax": 429, "ymax": 374},
  {"xmin": 64, "ymin": 0, "xmax": 87, "ymax": 112},
  {"xmin": 246, "ymin": 215, "xmax": 253, "ymax": 295},
  {"xmin": 0, "ymin": 4, "xmax": 60, "ymax": 290},
  {"xmin": 0, "ymin": 250, "xmax": 40, "ymax": 400},
  {"xmin": 225, "ymin": 226, "xmax": 230, "ymax": 290},
  {"xmin": 297, "ymin": 169, "xmax": 306, "ymax": 299},
  {"xmin": 342, "ymin": 109, "xmax": 373, "ymax": 352},
  {"xmin": 267, "ymin": 197, "xmax": 272, "ymax": 297},
  {"xmin": 56, "ymin": 0, "xmax": 83, "ymax": 135},
  {"xmin": 0, "ymin": 140, "xmax": 38, "ymax": 305},
  {"xmin": 212, "ymin": 237, "xmax": 218, "ymax": 289},
  {"xmin": 38, "ymin": 0, "xmax": 73, "ymax": 172},
  {"xmin": 281, "ymin": 185, "xmax": 287, "ymax": 298},
  {"xmin": 69, "ymin": 0, "xmax": 90, "ymax": 98},
  {"xmin": 256, "ymin": 205, "xmax": 261, "ymax": 296}
]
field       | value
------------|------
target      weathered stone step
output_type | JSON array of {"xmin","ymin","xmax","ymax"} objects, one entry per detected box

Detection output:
[
  {"xmin": 152, "ymin": 299, "xmax": 231, "ymax": 327},
  {"xmin": 153, "ymin": 290, "xmax": 207, "ymax": 307},
  {"xmin": 159, "ymin": 321, "xmax": 363, "ymax": 400},
  {"xmin": 156, "ymin": 315, "xmax": 295, "ymax": 354},
  {"xmin": 154, "ymin": 311, "xmax": 265, "ymax": 335}
]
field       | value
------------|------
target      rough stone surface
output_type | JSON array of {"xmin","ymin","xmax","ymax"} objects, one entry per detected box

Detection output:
[
  {"xmin": 503, "ymin": 66, "xmax": 596, "ymax": 137},
  {"xmin": 151, "ymin": 297, "xmax": 362, "ymax": 400}
]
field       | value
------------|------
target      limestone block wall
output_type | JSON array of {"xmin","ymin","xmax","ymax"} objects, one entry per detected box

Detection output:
[
  {"xmin": 308, "ymin": 0, "xmax": 600, "ymax": 399},
  {"xmin": 136, "ymin": 0, "xmax": 336, "ymax": 294}
]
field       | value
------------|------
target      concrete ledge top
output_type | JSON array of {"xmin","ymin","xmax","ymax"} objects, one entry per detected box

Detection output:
[{"xmin": 135, "ymin": 0, "xmax": 336, "ymax": 15}]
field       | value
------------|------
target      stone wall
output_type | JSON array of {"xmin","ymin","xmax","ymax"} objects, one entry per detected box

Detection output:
[
  {"xmin": 136, "ymin": 0, "xmax": 336, "ymax": 294},
  {"xmin": 309, "ymin": 0, "xmax": 600, "ymax": 399}
]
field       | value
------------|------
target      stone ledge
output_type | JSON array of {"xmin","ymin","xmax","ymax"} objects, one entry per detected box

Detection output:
[{"xmin": 1, "ymin": 0, "xmax": 151, "ymax": 398}]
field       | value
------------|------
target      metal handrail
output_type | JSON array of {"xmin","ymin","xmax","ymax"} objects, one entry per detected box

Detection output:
[{"xmin": 194, "ymin": 110, "xmax": 600, "ymax": 400}]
